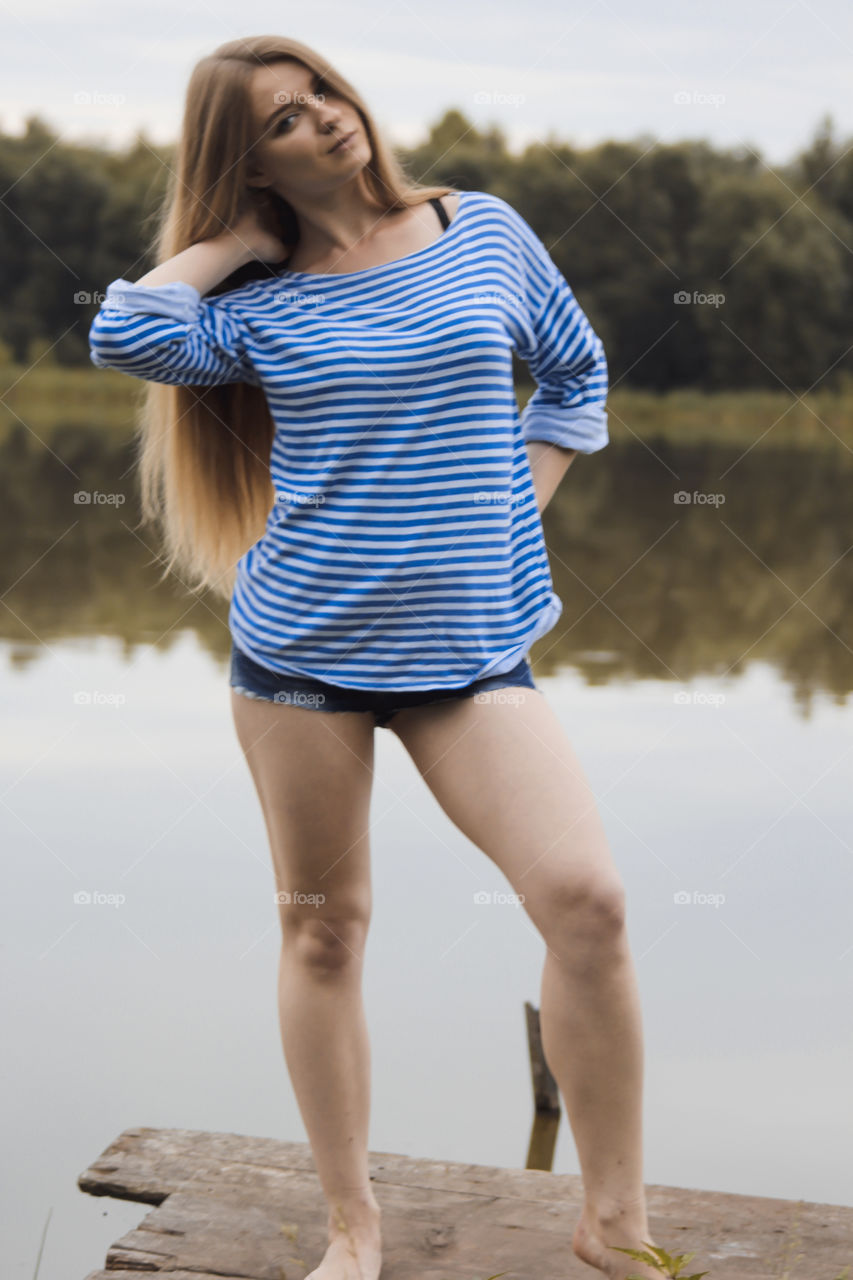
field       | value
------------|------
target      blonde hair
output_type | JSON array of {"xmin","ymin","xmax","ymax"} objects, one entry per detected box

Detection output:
[{"xmin": 134, "ymin": 35, "xmax": 457, "ymax": 602}]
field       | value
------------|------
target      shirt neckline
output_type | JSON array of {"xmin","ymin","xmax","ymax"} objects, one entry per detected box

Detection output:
[{"xmin": 275, "ymin": 190, "xmax": 471, "ymax": 282}]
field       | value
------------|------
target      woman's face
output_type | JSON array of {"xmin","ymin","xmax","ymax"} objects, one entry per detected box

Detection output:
[{"xmin": 245, "ymin": 59, "xmax": 370, "ymax": 201}]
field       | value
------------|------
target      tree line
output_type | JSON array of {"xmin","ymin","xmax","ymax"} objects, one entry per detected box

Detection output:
[{"xmin": 0, "ymin": 110, "xmax": 850, "ymax": 392}]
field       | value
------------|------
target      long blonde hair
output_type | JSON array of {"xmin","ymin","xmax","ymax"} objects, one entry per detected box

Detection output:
[{"xmin": 135, "ymin": 35, "xmax": 457, "ymax": 602}]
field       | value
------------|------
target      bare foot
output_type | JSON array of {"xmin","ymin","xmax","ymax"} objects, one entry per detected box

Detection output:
[
  {"xmin": 305, "ymin": 1200, "xmax": 382, "ymax": 1280},
  {"xmin": 573, "ymin": 1199, "xmax": 662, "ymax": 1280}
]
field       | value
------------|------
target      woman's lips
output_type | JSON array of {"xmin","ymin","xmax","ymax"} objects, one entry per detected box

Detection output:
[{"xmin": 328, "ymin": 130, "xmax": 356, "ymax": 153}]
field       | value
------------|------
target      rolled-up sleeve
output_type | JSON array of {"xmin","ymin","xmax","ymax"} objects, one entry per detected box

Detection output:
[
  {"xmin": 88, "ymin": 278, "xmax": 261, "ymax": 387},
  {"xmin": 504, "ymin": 203, "xmax": 609, "ymax": 454}
]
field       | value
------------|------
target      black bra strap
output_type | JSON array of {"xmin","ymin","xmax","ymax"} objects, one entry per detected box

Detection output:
[{"xmin": 429, "ymin": 196, "xmax": 451, "ymax": 230}]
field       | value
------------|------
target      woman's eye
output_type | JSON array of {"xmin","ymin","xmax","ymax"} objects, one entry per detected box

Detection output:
[{"xmin": 273, "ymin": 78, "xmax": 332, "ymax": 133}]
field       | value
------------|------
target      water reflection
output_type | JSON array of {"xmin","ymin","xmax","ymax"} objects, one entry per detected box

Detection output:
[
  {"xmin": 3, "ymin": 421, "xmax": 851, "ymax": 712},
  {"xmin": 3, "ymin": 418, "xmax": 853, "ymax": 1232}
]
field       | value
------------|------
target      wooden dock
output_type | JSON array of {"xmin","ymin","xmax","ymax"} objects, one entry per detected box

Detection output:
[{"xmin": 77, "ymin": 1126, "xmax": 852, "ymax": 1279}]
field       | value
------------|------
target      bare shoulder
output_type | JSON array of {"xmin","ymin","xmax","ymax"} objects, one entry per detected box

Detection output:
[{"xmin": 441, "ymin": 191, "xmax": 462, "ymax": 220}]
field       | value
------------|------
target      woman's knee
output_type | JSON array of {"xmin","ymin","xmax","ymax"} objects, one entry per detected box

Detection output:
[
  {"xmin": 280, "ymin": 911, "xmax": 370, "ymax": 975},
  {"xmin": 527, "ymin": 868, "xmax": 627, "ymax": 950}
]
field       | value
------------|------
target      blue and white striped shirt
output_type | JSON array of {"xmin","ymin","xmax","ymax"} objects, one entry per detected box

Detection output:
[{"xmin": 89, "ymin": 189, "xmax": 609, "ymax": 690}]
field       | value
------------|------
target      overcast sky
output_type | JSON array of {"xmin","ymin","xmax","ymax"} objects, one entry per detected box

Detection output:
[{"xmin": 3, "ymin": 0, "xmax": 850, "ymax": 166}]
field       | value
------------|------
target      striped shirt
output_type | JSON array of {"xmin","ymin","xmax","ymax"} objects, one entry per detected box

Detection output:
[{"xmin": 88, "ymin": 188, "xmax": 609, "ymax": 690}]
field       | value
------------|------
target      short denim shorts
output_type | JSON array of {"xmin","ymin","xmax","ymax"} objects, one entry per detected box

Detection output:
[{"xmin": 229, "ymin": 642, "xmax": 539, "ymax": 730}]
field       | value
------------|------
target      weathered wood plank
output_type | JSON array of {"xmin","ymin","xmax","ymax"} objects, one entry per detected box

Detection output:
[
  {"xmin": 81, "ymin": 1274, "xmax": 248, "ymax": 1280},
  {"xmin": 77, "ymin": 1127, "xmax": 317, "ymax": 1205},
  {"xmin": 77, "ymin": 1127, "xmax": 853, "ymax": 1279},
  {"xmin": 95, "ymin": 1186, "xmax": 567, "ymax": 1279},
  {"xmin": 77, "ymin": 1125, "xmax": 583, "ymax": 1205}
]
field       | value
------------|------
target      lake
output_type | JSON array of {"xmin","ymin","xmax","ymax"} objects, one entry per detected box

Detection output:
[{"xmin": 2, "ymin": 421, "xmax": 851, "ymax": 1280}]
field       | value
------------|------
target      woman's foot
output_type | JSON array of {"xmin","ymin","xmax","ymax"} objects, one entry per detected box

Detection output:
[
  {"xmin": 573, "ymin": 1197, "xmax": 662, "ymax": 1280},
  {"xmin": 305, "ymin": 1198, "xmax": 383, "ymax": 1280}
]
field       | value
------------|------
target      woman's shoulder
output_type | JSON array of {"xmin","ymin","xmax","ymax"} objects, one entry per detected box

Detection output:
[
  {"xmin": 439, "ymin": 191, "xmax": 462, "ymax": 219},
  {"xmin": 446, "ymin": 188, "xmax": 526, "ymax": 228},
  {"xmin": 466, "ymin": 191, "xmax": 547, "ymax": 249}
]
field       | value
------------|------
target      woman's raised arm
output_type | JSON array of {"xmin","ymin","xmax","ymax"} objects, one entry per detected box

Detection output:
[{"xmin": 88, "ymin": 206, "xmax": 287, "ymax": 387}]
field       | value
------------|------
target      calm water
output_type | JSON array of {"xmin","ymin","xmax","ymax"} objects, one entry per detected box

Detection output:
[{"xmin": 2, "ymin": 423, "xmax": 852, "ymax": 1280}]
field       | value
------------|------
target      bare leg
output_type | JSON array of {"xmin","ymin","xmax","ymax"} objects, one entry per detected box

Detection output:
[
  {"xmin": 388, "ymin": 688, "xmax": 661, "ymax": 1279},
  {"xmin": 540, "ymin": 931, "xmax": 657, "ymax": 1278},
  {"xmin": 231, "ymin": 691, "xmax": 382, "ymax": 1279},
  {"xmin": 277, "ymin": 929, "xmax": 382, "ymax": 1279}
]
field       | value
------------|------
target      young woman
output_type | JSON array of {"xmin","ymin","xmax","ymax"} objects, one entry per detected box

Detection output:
[{"xmin": 89, "ymin": 35, "xmax": 660, "ymax": 1280}]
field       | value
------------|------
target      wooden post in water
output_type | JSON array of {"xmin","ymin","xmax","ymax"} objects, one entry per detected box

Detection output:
[{"xmin": 524, "ymin": 1000, "xmax": 561, "ymax": 1171}]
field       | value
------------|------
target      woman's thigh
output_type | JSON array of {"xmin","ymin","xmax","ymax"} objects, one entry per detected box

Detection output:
[
  {"xmin": 387, "ymin": 687, "xmax": 625, "ymax": 937},
  {"xmin": 230, "ymin": 691, "xmax": 377, "ymax": 928}
]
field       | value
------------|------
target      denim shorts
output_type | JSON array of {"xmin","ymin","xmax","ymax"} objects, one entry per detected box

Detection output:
[{"xmin": 229, "ymin": 642, "xmax": 539, "ymax": 730}]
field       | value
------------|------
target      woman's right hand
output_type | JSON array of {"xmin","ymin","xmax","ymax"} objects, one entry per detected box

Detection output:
[
  {"xmin": 228, "ymin": 191, "xmax": 288, "ymax": 264},
  {"xmin": 133, "ymin": 195, "xmax": 288, "ymax": 294}
]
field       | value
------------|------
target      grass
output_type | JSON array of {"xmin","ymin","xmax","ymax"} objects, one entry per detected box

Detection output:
[
  {"xmin": 453, "ymin": 1235, "xmax": 853, "ymax": 1280},
  {"xmin": 610, "ymin": 1239, "xmax": 851, "ymax": 1280},
  {"xmin": 456, "ymin": 1248, "xmax": 853, "ymax": 1280}
]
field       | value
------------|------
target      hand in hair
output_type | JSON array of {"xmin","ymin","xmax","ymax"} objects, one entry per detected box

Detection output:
[{"xmin": 229, "ymin": 191, "xmax": 288, "ymax": 264}]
